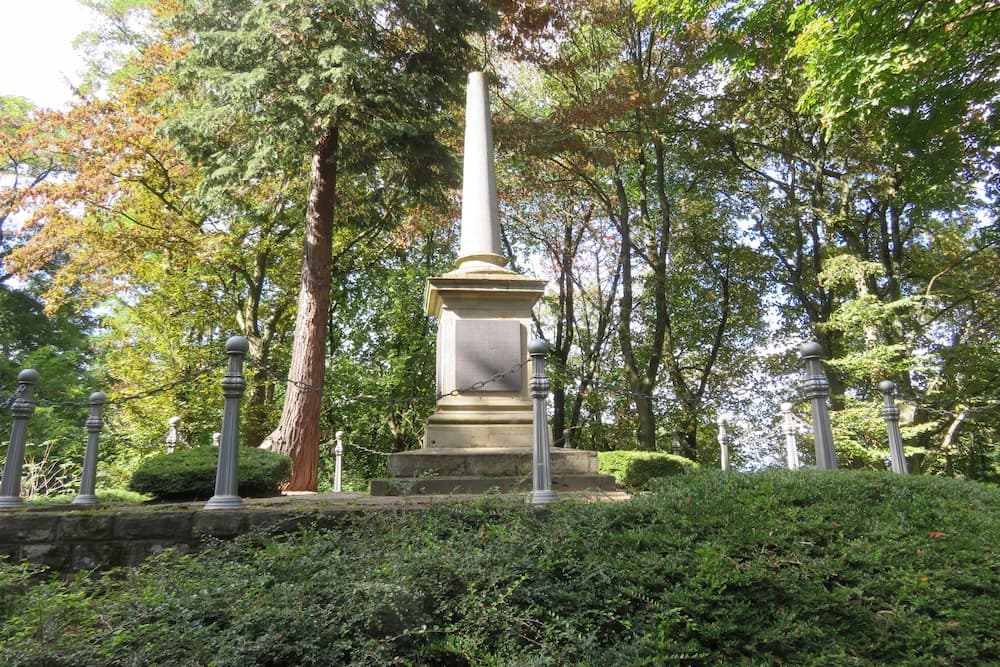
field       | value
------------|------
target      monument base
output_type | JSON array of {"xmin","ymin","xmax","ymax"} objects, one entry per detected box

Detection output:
[{"xmin": 369, "ymin": 447, "xmax": 616, "ymax": 496}]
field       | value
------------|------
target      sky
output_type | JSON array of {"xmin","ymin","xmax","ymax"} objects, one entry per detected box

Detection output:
[{"xmin": 0, "ymin": 0, "xmax": 99, "ymax": 109}]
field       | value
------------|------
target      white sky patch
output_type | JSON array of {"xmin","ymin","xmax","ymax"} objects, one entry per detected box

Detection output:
[{"xmin": 0, "ymin": 0, "xmax": 98, "ymax": 109}]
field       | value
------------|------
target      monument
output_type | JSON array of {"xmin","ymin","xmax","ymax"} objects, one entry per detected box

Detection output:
[{"xmin": 370, "ymin": 72, "xmax": 614, "ymax": 495}]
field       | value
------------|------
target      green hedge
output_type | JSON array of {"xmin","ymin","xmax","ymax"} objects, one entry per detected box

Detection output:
[
  {"xmin": 598, "ymin": 449, "xmax": 698, "ymax": 489},
  {"xmin": 2, "ymin": 471, "xmax": 998, "ymax": 665},
  {"xmin": 129, "ymin": 446, "xmax": 291, "ymax": 501}
]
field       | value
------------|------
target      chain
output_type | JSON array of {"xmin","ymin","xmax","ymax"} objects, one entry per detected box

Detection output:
[
  {"xmin": 912, "ymin": 400, "xmax": 1000, "ymax": 418},
  {"xmin": 320, "ymin": 435, "xmax": 395, "ymax": 457},
  {"xmin": 546, "ymin": 358, "xmax": 693, "ymax": 405},
  {"xmin": 435, "ymin": 359, "xmax": 531, "ymax": 400},
  {"xmin": 287, "ymin": 377, "xmax": 325, "ymax": 395},
  {"xmin": 0, "ymin": 384, "xmax": 25, "ymax": 412},
  {"xmin": 345, "ymin": 440, "xmax": 395, "ymax": 457},
  {"xmin": 31, "ymin": 366, "xmax": 217, "ymax": 409},
  {"xmin": 307, "ymin": 360, "xmax": 533, "ymax": 416}
]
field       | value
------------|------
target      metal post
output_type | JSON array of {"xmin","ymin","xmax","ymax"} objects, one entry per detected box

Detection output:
[
  {"xmin": 166, "ymin": 416, "xmax": 181, "ymax": 453},
  {"xmin": 780, "ymin": 402, "xmax": 801, "ymax": 470},
  {"xmin": 334, "ymin": 430, "xmax": 344, "ymax": 493},
  {"xmin": 205, "ymin": 336, "xmax": 249, "ymax": 510},
  {"xmin": 72, "ymin": 392, "xmax": 106, "ymax": 506},
  {"xmin": 212, "ymin": 432, "xmax": 221, "ymax": 447},
  {"xmin": 799, "ymin": 342, "xmax": 838, "ymax": 470},
  {"xmin": 563, "ymin": 428, "xmax": 573, "ymax": 450},
  {"xmin": 0, "ymin": 369, "xmax": 40, "ymax": 507},
  {"xmin": 717, "ymin": 416, "xmax": 730, "ymax": 471},
  {"xmin": 671, "ymin": 428, "xmax": 682, "ymax": 456},
  {"xmin": 527, "ymin": 338, "xmax": 558, "ymax": 505},
  {"xmin": 878, "ymin": 380, "xmax": 909, "ymax": 474}
]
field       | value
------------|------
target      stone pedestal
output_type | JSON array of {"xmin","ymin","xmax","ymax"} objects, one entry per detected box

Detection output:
[
  {"xmin": 421, "ymin": 273, "xmax": 544, "ymax": 450},
  {"xmin": 370, "ymin": 271, "xmax": 615, "ymax": 495}
]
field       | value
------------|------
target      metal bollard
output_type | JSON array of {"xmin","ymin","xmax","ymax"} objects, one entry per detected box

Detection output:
[
  {"xmin": 780, "ymin": 402, "xmax": 801, "ymax": 470},
  {"xmin": 0, "ymin": 370, "xmax": 40, "ymax": 507},
  {"xmin": 166, "ymin": 416, "xmax": 181, "ymax": 453},
  {"xmin": 527, "ymin": 339, "xmax": 558, "ymax": 505},
  {"xmin": 205, "ymin": 336, "xmax": 249, "ymax": 510},
  {"xmin": 878, "ymin": 381, "xmax": 909, "ymax": 474},
  {"xmin": 717, "ymin": 416, "xmax": 730, "ymax": 471},
  {"xmin": 334, "ymin": 431, "xmax": 344, "ymax": 492},
  {"xmin": 799, "ymin": 342, "xmax": 838, "ymax": 470},
  {"xmin": 72, "ymin": 392, "xmax": 107, "ymax": 506}
]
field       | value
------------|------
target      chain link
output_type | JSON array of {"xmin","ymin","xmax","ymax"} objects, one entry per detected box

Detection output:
[
  {"xmin": 0, "ymin": 384, "xmax": 25, "ymax": 412},
  {"xmin": 31, "ymin": 366, "xmax": 217, "ymax": 409},
  {"xmin": 435, "ymin": 359, "xmax": 531, "ymax": 400}
]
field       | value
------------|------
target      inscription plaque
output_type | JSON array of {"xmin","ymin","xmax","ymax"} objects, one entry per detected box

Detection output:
[{"xmin": 455, "ymin": 319, "xmax": 522, "ymax": 391}]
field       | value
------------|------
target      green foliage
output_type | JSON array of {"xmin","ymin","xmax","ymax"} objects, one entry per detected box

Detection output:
[
  {"xmin": 25, "ymin": 488, "xmax": 151, "ymax": 506},
  {"xmin": 128, "ymin": 446, "xmax": 291, "ymax": 501},
  {"xmin": 598, "ymin": 449, "xmax": 698, "ymax": 489},
  {"xmin": 1, "ymin": 470, "xmax": 998, "ymax": 664}
]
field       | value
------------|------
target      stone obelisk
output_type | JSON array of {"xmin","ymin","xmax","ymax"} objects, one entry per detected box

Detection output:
[{"xmin": 369, "ymin": 73, "xmax": 613, "ymax": 495}]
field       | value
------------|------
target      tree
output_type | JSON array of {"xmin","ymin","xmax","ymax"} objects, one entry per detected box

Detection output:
[
  {"xmin": 640, "ymin": 0, "xmax": 999, "ymax": 474},
  {"xmin": 496, "ymin": 0, "xmax": 767, "ymax": 455},
  {"xmin": 165, "ymin": 0, "xmax": 495, "ymax": 489}
]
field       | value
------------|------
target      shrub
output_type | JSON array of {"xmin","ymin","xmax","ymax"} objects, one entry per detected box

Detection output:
[
  {"xmin": 598, "ymin": 449, "xmax": 698, "ymax": 489},
  {"xmin": 128, "ymin": 446, "xmax": 291, "ymax": 501},
  {"xmin": 2, "ymin": 471, "xmax": 998, "ymax": 665}
]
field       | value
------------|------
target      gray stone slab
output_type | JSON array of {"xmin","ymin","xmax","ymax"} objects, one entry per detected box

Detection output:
[
  {"xmin": 114, "ymin": 512, "xmax": 194, "ymax": 540},
  {"xmin": 60, "ymin": 514, "xmax": 116, "ymax": 541},
  {"xmin": 0, "ymin": 514, "xmax": 59, "ymax": 542},
  {"xmin": 370, "ymin": 474, "xmax": 616, "ymax": 496},
  {"xmin": 455, "ymin": 319, "xmax": 522, "ymax": 391},
  {"xmin": 193, "ymin": 511, "xmax": 247, "ymax": 537}
]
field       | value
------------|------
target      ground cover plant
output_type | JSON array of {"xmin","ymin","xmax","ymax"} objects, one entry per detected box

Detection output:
[{"xmin": 1, "ymin": 469, "xmax": 997, "ymax": 665}]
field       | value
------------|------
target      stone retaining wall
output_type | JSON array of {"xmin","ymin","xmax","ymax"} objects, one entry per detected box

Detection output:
[{"xmin": 0, "ymin": 504, "xmax": 365, "ymax": 572}]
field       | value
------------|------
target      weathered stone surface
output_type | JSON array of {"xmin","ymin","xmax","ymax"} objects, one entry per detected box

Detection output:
[
  {"xmin": 122, "ymin": 541, "xmax": 195, "ymax": 568},
  {"xmin": 71, "ymin": 543, "xmax": 121, "ymax": 571},
  {"xmin": 386, "ymin": 447, "xmax": 600, "ymax": 477},
  {"xmin": 61, "ymin": 513, "xmax": 116, "ymax": 541},
  {"xmin": 21, "ymin": 542, "xmax": 72, "ymax": 569},
  {"xmin": 115, "ymin": 512, "xmax": 194, "ymax": 540},
  {"xmin": 455, "ymin": 319, "xmax": 522, "ymax": 391},
  {"xmin": 0, "ymin": 513, "xmax": 60, "ymax": 541},
  {"xmin": 194, "ymin": 511, "xmax": 247, "ymax": 537},
  {"xmin": 370, "ymin": 473, "xmax": 616, "ymax": 496}
]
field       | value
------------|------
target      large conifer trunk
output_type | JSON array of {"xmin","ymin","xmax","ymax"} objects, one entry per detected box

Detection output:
[{"xmin": 266, "ymin": 125, "xmax": 338, "ymax": 490}]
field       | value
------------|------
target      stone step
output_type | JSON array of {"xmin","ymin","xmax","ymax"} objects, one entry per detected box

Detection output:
[
  {"xmin": 387, "ymin": 447, "xmax": 601, "ymax": 477},
  {"xmin": 369, "ymin": 474, "xmax": 617, "ymax": 496}
]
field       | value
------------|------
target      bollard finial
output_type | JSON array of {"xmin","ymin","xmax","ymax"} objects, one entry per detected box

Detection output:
[
  {"xmin": 799, "ymin": 341, "xmax": 824, "ymax": 359},
  {"xmin": 226, "ymin": 336, "xmax": 250, "ymax": 355},
  {"xmin": 17, "ymin": 368, "xmax": 40, "ymax": 385},
  {"xmin": 528, "ymin": 338, "xmax": 549, "ymax": 356},
  {"xmin": 877, "ymin": 380, "xmax": 895, "ymax": 395}
]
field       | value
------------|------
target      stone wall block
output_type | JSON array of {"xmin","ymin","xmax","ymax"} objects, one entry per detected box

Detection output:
[
  {"xmin": 0, "ymin": 514, "xmax": 60, "ymax": 542},
  {"xmin": 114, "ymin": 513, "xmax": 194, "ymax": 540},
  {"xmin": 71, "ymin": 543, "xmax": 122, "ymax": 571},
  {"xmin": 194, "ymin": 511, "xmax": 248, "ymax": 537},
  {"xmin": 21, "ymin": 543, "xmax": 72, "ymax": 569},
  {"xmin": 60, "ymin": 514, "xmax": 116, "ymax": 541}
]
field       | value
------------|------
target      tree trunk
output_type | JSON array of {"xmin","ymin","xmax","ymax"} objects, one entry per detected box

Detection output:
[{"xmin": 265, "ymin": 125, "xmax": 338, "ymax": 490}]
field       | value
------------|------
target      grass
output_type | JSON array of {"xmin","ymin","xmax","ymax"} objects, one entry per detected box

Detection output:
[{"xmin": 1, "ymin": 469, "xmax": 997, "ymax": 665}]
